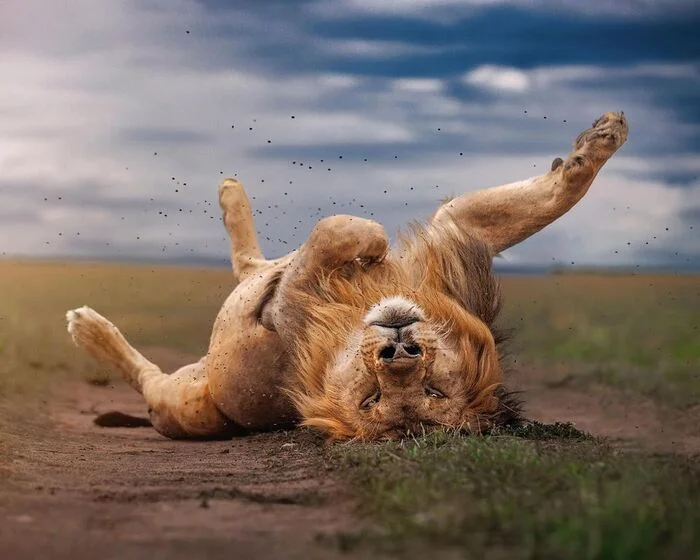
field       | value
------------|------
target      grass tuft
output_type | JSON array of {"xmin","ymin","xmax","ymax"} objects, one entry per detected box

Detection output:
[
  {"xmin": 495, "ymin": 420, "xmax": 593, "ymax": 440},
  {"xmin": 330, "ymin": 429, "xmax": 700, "ymax": 559}
]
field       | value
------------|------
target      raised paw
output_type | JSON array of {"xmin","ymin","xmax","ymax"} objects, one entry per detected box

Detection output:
[
  {"xmin": 556, "ymin": 111, "xmax": 628, "ymax": 179},
  {"xmin": 573, "ymin": 111, "xmax": 628, "ymax": 161},
  {"xmin": 66, "ymin": 306, "xmax": 142, "ymax": 391},
  {"xmin": 66, "ymin": 305, "xmax": 117, "ymax": 349},
  {"xmin": 353, "ymin": 219, "xmax": 389, "ymax": 262},
  {"xmin": 309, "ymin": 215, "xmax": 389, "ymax": 266},
  {"xmin": 218, "ymin": 178, "xmax": 246, "ymax": 211}
]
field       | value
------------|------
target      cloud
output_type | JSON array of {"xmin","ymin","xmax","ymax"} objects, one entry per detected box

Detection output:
[
  {"xmin": 310, "ymin": 0, "xmax": 700, "ymax": 20},
  {"xmin": 392, "ymin": 78, "xmax": 444, "ymax": 93},
  {"xmin": 463, "ymin": 66, "xmax": 531, "ymax": 93},
  {"xmin": 613, "ymin": 155, "xmax": 700, "ymax": 188},
  {"xmin": 462, "ymin": 63, "xmax": 700, "ymax": 94},
  {"xmin": 320, "ymin": 38, "xmax": 441, "ymax": 57},
  {"xmin": 0, "ymin": 0, "xmax": 697, "ymax": 269}
]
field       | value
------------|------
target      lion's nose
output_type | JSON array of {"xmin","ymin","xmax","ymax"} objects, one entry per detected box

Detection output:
[{"xmin": 379, "ymin": 342, "xmax": 422, "ymax": 362}]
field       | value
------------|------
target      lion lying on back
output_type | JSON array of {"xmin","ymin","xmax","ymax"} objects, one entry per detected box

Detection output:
[{"xmin": 66, "ymin": 113, "xmax": 628, "ymax": 440}]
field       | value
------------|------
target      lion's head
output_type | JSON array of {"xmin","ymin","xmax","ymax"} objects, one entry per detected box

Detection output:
[{"xmin": 286, "ymin": 221, "xmax": 520, "ymax": 440}]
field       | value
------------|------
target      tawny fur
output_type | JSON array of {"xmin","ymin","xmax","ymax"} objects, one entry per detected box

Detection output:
[
  {"xmin": 284, "ymin": 222, "xmax": 505, "ymax": 439},
  {"xmin": 66, "ymin": 112, "xmax": 628, "ymax": 441}
]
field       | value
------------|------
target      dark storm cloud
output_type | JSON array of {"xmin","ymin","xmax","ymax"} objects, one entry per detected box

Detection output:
[
  {"xmin": 308, "ymin": 7, "xmax": 700, "ymax": 74},
  {"xmin": 185, "ymin": 1, "xmax": 700, "ymax": 79},
  {"xmin": 2, "ymin": 0, "xmax": 698, "ymax": 269},
  {"xmin": 193, "ymin": 3, "xmax": 700, "ymax": 162}
]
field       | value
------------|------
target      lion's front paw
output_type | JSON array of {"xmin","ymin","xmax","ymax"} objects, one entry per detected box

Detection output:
[
  {"xmin": 574, "ymin": 111, "xmax": 628, "ymax": 158},
  {"xmin": 559, "ymin": 112, "xmax": 628, "ymax": 178},
  {"xmin": 358, "ymin": 220, "xmax": 390, "ymax": 262},
  {"xmin": 309, "ymin": 215, "xmax": 389, "ymax": 266}
]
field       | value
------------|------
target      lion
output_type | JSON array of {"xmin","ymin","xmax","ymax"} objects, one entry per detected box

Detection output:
[{"xmin": 66, "ymin": 112, "xmax": 628, "ymax": 441}]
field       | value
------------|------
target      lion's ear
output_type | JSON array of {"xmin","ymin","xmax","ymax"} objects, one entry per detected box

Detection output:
[{"xmin": 472, "ymin": 387, "xmax": 523, "ymax": 432}]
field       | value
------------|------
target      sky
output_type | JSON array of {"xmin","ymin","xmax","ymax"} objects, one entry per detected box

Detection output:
[{"xmin": 1, "ymin": 0, "xmax": 698, "ymax": 269}]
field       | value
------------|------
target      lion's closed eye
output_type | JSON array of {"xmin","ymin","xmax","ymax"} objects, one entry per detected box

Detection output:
[
  {"xmin": 360, "ymin": 391, "xmax": 381, "ymax": 410},
  {"xmin": 425, "ymin": 386, "xmax": 446, "ymax": 399}
]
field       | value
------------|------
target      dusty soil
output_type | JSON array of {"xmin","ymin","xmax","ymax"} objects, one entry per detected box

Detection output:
[
  {"xmin": 1, "ymin": 348, "xmax": 698, "ymax": 559},
  {"xmin": 0, "ymin": 348, "xmax": 358, "ymax": 559},
  {"xmin": 512, "ymin": 365, "xmax": 700, "ymax": 455}
]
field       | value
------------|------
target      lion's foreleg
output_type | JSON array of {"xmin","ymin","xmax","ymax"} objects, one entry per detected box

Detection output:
[
  {"xmin": 66, "ymin": 306, "xmax": 158, "ymax": 393},
  {"xmin": 432, "ymin": 112, "xmax": 629, "ymax": 253},
  {"xmin": 269, "ymin": 215, "xmax": 389, "ymax": 337},
  {"xmin": 297, "ymin": 214, "xmax": 389, "ymax": 269}
]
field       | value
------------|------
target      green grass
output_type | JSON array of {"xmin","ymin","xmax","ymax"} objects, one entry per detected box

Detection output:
[{"xmin": 330, "ymin": 428, "xmax": 700, "ymax": 559}]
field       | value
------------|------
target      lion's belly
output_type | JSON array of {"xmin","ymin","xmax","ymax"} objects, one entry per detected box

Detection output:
[
  {"xmin": 207, "ymin": 325, "xmax": 298, "ymax": 430},
  {"xmin": 205, "ymin": 262, "xmax": 299, "ymax": 431}
]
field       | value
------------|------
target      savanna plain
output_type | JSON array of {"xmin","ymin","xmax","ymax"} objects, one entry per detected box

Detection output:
[{"xmin": 0, "ymin": 259, "xmax": 698, "ymax": 559}]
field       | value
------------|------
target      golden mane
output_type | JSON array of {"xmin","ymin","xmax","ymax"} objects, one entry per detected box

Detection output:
[{"xmin": 285, "ymin": 219, "xmax": 507, "ymax": 438}]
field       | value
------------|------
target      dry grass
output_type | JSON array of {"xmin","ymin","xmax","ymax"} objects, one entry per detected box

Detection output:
[
  {"xmin": 499, "ymin": 274, "xmax": 700, "ymax": 406},
  {"xmin": 1, "ymin": 261, "xmax": 698, "ymax": 416},
  {"xmin": 0, "ymin": 259, "xmax": 232, "ymax": 442}
]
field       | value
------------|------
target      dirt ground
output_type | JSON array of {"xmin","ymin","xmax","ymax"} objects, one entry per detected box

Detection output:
[
  {"xmin": 512, "ymin": 365, "xmax": 700, "ymax": 456},
  {"xmin": 1, "ymin": 347, "xmax": 698, "ymax": 559}
]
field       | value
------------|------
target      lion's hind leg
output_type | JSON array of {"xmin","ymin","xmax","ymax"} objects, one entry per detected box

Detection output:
[
  {"xmin": 219, "ymin": 178, "xmax": 268, "ymax": 282},
  {"xmin": 66, "ymin": 306, "xmax": 152, "ymax": 392},
  {"xmin": 66, "ymin": 306, "xmax": 232, "ymax": 439}
]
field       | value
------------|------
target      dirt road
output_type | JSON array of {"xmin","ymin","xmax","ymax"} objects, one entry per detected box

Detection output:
[
  {"xmin": 1, "ymin": 348, "xmax": 698, "ymax": 558},
  {"xmin": 0, "ymin": 348, "xmax": 357, "ymax": 559},
  {"xmin": 512, "ymin": 366, "xmax": 700, "ymax": 455}
]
